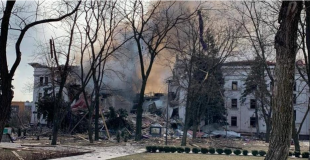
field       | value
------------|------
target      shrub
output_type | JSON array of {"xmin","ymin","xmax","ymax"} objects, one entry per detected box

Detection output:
[
  {"xmin": 258, "ymin": 150, "xmax": 266, "ymax": 156},
  {"xmin": 302, "ymin": 152, "xmax": 309, "ymax": 158},
  {"xmin": 252, "ymin": 150, "xmax": 258, "ymax": 156},
  {"xmin": 233, "ymin": 149, "xmax": 241, "ymax": 155},
  {"xmin": 216, "ymin": 148, "xmax": 224, "ymax": 154},
  {"xmin": 164, "ymin": 146, "xmax": 170, "ymax": 153},
  {"xmin": 185, "ymin": 147, "xmax": 191, "ymax": 153},
  {"xmin": 146, "ymin": 146, "xmax": 152, "ymax": 152},
  {"xmin": 289, "ymin": 151, "xmax": 293, "ymax": 156},
  {"xmin": 157, "ymin": 146, "xmax": 164, "ymax": 152},
  {"xmin": 294, "ymin": 151, "xmax": 301, "ymax": 158},
  {"xmin": 242, "ymin": 150, "xmax": 248, "ymax": 156},
  {"xmin": 192, "ymin": 148, "xmax": 200, "ymax": 154},
  {"xmin": 201, "ymin": 148, "xmax": 208, "ymax": 154},
  {"xmin": 209, "ymin": 147, "xmax": 215, "ymax": 154},
  {"xmin": 224, "ymin": 148, "xmax": 232, "ymax": 155},
  {"xmin": 170, "ymin": 146, "xmax": 177, "ymax": 153},
  {"xmin": 151, "ymin": 146, "xmax": 157, "ymax": 153},
  {"xmin": 177, "ymin": 147, "xmax": 184, "ymax": 153}
]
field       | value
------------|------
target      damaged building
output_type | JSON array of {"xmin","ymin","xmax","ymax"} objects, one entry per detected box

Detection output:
[
  {"xmin": 29, "ymin": 63, "xmax": 80, "ymax": 124},
  {"xmin": 169, "ymin": 58, "xmax": 310, "ymax": 139}
]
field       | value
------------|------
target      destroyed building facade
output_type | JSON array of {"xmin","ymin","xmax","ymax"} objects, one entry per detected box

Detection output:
[
  {"xmin": 170, "ymin": 59, "xmax": 310, "ymax": 138},
  {"xmin": 29, "ymin": 63, "xmax": 80, "ymax": 124}
]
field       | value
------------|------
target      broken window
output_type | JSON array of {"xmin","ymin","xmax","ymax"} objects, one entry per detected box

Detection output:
[
  {"xmin": 231, "ymin": 99, "xmax": 237, "ymax": 108},
  {"xmin": 293, "ymin": 94, "xmax": 296, "ymax": 104},
  {"xmin": 45, "ymin": 77, "xmax": 48, "ymax": 85},
  {"xmin": 231, "ymin": 116, "xmax": 237, "ymax": 126},
  {"xmin": 40, "ymin": 77, "xmax": 44, "ymax": 86},
  {"xmin": 232, "ymin": 81, "xmax": 238, "ymax": 90},
  {"xmin": 293, "ymin": 82, "xmax": 296, "ymax": 91},
  {"xmin": 250, "ymin": 99, "xmax": 256, "ymax": 109},
  {"xmin": 171, "ymin": 108, "xmax": 179, "ymax": 119},
  {"xmin": 250, "ymin": 117, "xmax": 256, "ymax": 127}
]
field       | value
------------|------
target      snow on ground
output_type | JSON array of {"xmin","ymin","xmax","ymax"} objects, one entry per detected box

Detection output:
[
  {"xmin": 0, "ymin": 142, "xmax": 145, "ymax": 160},
  {"xmin": 53, "ymin": 145, "xmax": 145, "ymax": 160}
]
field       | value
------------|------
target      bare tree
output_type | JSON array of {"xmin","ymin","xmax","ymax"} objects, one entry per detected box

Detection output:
[
  {"xmin": 167, "ymin": 8, "xmax": 241, "ymax": 145},
  {"xmin": 265, "ymin": 1, "xmax": 302, "ymax": 160},
  {"xmin": 292, "ymin": 1, "xmax": 310, "ymax": 152},
  {"xmin": 121, "ymin": 0, "xmax": 198, "ymax": 141},
  {"xmin": 0, "ymin": 0, "xmax": 81, "ymax": 142},
  {"xmin": 77, "ymin": 0, "xmax": 130, "ymax": 142},
  {"xmin": 49, "ymin": 9, "xmax": 80, "ymax": 145},
  {"xmin": 227, "ymin": 1, "xmax": 280, "ymax": 142}
]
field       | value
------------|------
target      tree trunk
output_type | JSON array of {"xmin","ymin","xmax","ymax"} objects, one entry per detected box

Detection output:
[
  {"xmin": 265, "ymin": 2, "xmax": 302, "ymax": 160},
  {"xmin": 94, "ymin": 84, "xmax": 100, "ymax": 141},
  {"xmin": 51, "ymin": 81, "xmax": 69, "ymax": 145},
  {"xmin": 192, "ymin": 116, "xmax": 198, "ymax": 139},
  {"xmin": 88, "ymin": 109, "xmax": 94, "ymax": 143},
  {"xmin": 265, "ymin": 118, "xmax": 271, "ymax": 143},
  {"xmin": 0, "ymin": 87, "xmax": 13, "ymax": 141},
  {"xmin": 0, "ymin": 1, "xmax": 16, "ymax": 142},
  {"xmin": 51, "ymin": 100, "xmax": 62, "ymax": 145},
  {"xmin": 181, "ymin": 101, "xmax": 191, "ymax": 146},
  {"xmin": 181, "ymin": 56, "xmax": 194, "ymax": 146},
  {"xmin": 135, "ymin": 79, "xmax": 147, "ymax": 141},
  {"xmin": 255, "ymin": 106, "xmax": 260, "ymax": 137},
  {"xmin": 51, "ymin": 117, "xmax": 59, "ymax": 145},
  {"xmin": 292, "ymin": 120, "xmax": 300, "ymax": 152}
]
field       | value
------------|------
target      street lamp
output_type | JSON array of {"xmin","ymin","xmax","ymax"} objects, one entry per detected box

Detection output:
[{"xmin": 166, "ymin": 79, "xmax": 172, "ymax": 145}]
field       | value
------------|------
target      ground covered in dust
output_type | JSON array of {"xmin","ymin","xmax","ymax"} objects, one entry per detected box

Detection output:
[
  {"xmin": 1, "ymin": 135, "xmax": 309, "ymax": 160},
  {"xmin": 54, "ymin": 145, "xmax": 145, "ymax": 160}
]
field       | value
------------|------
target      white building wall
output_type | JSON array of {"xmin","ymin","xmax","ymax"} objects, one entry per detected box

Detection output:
[
  {"xmin": 293, "ymin": 75, "xmax": 310, "ymax": 135},
  {"xmin": 172, "ymin": 61, "xmax": 310, "ymax": 136},
  {"xmin": 30, "ymin": 64, "xmax": 73, "ymax": 125},
  {"xmin": 31, "ymin": 67, "xmax": 50, "ymax": 124},
  {"xmin": 223, "ymin": 65, "xmax": 310, "ymax": 136}
]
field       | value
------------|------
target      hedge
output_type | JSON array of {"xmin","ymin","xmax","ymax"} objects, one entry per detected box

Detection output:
[
  {"xmin": 224, "ymin": 148, "xmax": 232, "ymax": 155},
  {"xmin": 201, "ymin": 148, "xmax": 208, "ymax": 154},
  {"xmin": 170, "ymin": 147, "xmax": 177, "ymax": 153},
  {"xmin": 252, "ymin": 150, "xmax": 258, "ymax": 156},
  {"xmin": 185, "ymin": 147, "xmax": 191, "ymax": 153},
  {"xmin": 192, "ymin": 148, "xmax": 200, "ymax": 154},
  {"xmin": 164, "ymin": 146, "xmax": 170, "ymax": 153},
  {"xmin": 146, "ymin": 146, "xmax": 152, "ymax": 152},
  {"xmin": 243, "ymin": 150, "xmax": 248, "ymax": 156},
  {"xmin": 209, "ymin": 147, "xmax": 215, "ymax": 154},
  {"xmin": 216, "ymin": 148, "xmax": 224, "ymax": 154},
  {"xmin": 302, "ymin": 152, "xmax": 309, "ymax": 158},
  {"xmin": 233, "ymin": 149, "xmax": 241, "ymax": 155},
  {"xmin": 177, "ymin": 147, "xmax": 184, "ymax": 153},
  {"xmin": 258, "ymin": 150, "xmax": 266, "ymax": 156}
]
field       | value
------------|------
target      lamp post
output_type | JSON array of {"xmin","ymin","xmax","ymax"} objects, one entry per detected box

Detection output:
[{"xmin": 166, "ymin": 79, "xmax": 172, "ymax": 145}]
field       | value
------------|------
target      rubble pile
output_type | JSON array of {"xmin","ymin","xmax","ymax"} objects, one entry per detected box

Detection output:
[{"xmin": 127, "ymin": 113, "xmax": 167, "ymax": 136}]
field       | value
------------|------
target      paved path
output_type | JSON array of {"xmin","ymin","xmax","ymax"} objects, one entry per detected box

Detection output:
[
  {"xmin": 52, "ymin": 145, "xmax": 145, "ymax": 160},
  {"xmin": 0, "ymin": 142, "xmax": 145, "ymax": 160}
]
